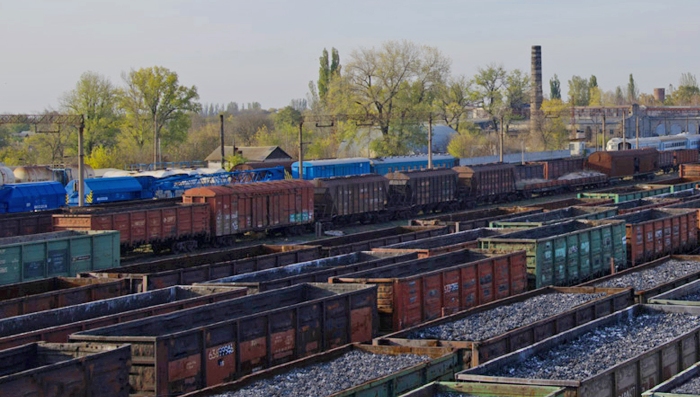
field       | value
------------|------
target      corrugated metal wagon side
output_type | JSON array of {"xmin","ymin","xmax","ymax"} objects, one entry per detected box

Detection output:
[{"xmin": 69, "ymin": 283, "xmax": 377, "ymax": 397}]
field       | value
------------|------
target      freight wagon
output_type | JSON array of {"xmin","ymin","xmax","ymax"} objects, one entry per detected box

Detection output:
[
  {"xmin": 579, "ymin": 255, "xmax": 700, "ymax": 303},
  {"xmin": 648, "ymin": 278, "xmax": 700, "ymax": 307},
  {"xmin": 0, "ymin": 285, "xmax": 246, "ymax": 350},
  {"xmin": 0, "ymin": 342, "xmax": 131, "ymax": 397},
  {"xmin": 607, "ymin": 197, "xmax": 681, "ymax": 215},
  {"xmin": 180, "ymin": 344, "xmax": 461, "ymax": 397},
  {"xmin": 292, "ymin": 158, "xmax": 371, "ymax": 179},
  {"xmin": 0, "ymin": 209, "xmax": 58, "ymax": 238},
  {"xmin": 456, "ymin": 304, "xmax": 700, "ymax": 397},
  {"xmin": 478, "ymin": 219, "xmax": 627, "ymax": 288},
  {"xmin": 411, "ymin": 206, "xmax": 542, "ymax": 233},
  {"xmin": 488, "ymin": 206, "xmax": 617, "ymax": 229},
  {"xmin": 201, "ymin": 250, "xmax": 419, "ymax": 294},
  {"xmin": 69, "ymin": 283, "xmax": 377, "ymax": 397},
  {"xmin": 0, "ymin": 230, "xmax": 120, "ymax": 285},
  {"xmin": 88, "ymin": 244, "xmax": 323, "ymax": 292},
  {"xmin": 312, "ymin": 174, "xmax": 389, "ymax": 225},
  {"xmin": 375, "ymin": 286, "xmax": 633, "ymax": 368},
  {"xmin": 52, "ymin": 201, "xmax": 210, "ymax": 253},
  {"xmin": 524, "ymin": 197, "xmax": 614, "ymax": 210},
  {"xmin": 398, "ymin": 381, "xmax": 566, "ymax": 397},
  {"xmin": 642, "ymin": 360, "xmax": 700, "ymax": 396},
  {"xmin": 585, "ymin": 148, "xmax": 659, "ymax": 180},
  {"xmin": 314, "ymin": 225, "xmax": 448, "ymax": 257},
  {"xmin": 0, "ymin": 181, "xmax": 66, "ymax": 213},
  {"xmin": 182, "ymin": 180, "xmax": 315, "ymax": 244},
  {"xmin": 370, "ymin": 154, "xmax": 458, "ymax": 174},
  {"xmin": 608, "ymin": 208, "xmax": 697, "ymax": 266},
  {"xmin": 386, "ymin": 168, "xmax": 459, "ymax": 214},
  {"xmin": 373, "ymin": 228, "xmax": 517, "ymax": 258},
  {"xmin": 577, "ymin": 184, "xmax": 672, "ymax": 203},
  {"xmin": 330, "ymin": 249, "xmax": 527, "ymax": 332},
  {"xmin": 453, "ymin": 163, "xmax": 517, "ymax": 204},
  {"xmin": 0, "ymin": 277, "xmax": 131, "ymax": 318}
]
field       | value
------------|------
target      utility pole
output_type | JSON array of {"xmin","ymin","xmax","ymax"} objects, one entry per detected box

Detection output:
[
  {"xmin": 153, "ymin": 113, "xmax": 158, "ymax": 170},
  {"xmin": 219, "ymin": 114, "xmax": 225, "ymax": 170},
  {"xmin": 602, "ymin": 112, "xmax": 607, "ymax": 151},
  {"xmin": 78, "ymin": 116, "xmax": 85, "ymax": 207},
  {"xmin": 298, "ymin": 120, "xmax": 304, "ymax": 180},
  {"xmin": 499, "ymin": 115, "xmax": 505, "ymax": 163},
  {"xmin": 635, "ymin": 114, "xmax": 640, "ymax": 149},
  {"xmin": 427, "ymin": 113, "xmax": 433, "ymax": 169}
]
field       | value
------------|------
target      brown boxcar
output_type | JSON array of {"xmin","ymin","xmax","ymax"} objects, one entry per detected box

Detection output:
[
  {"xmin": 540, "ymin": 157, "xmax": 585, "ymax": 179},
  {"xmin": 0, "ymin": 210, "xmax": 58, "ymax": 238},
  {"xmin": 0, "ymin": 277, "xmax": 131, "ymax": 318},
  {"xmin": 312, "ymin": 174, "xmax": 388, "ymax": 223},
  {"xmin": 580, "ymin": 255, "xmax": 700, "ymax": 303},
  {"xmin": 386, "ymin": 168, "xmax": 458, "ymax": 211},
  {"xmin": 668, "ymin": 198, "xmax": 700, "ymax": 238},
  {"xmin": 585, "ymin": 148, "xmax": 659, "ymax": 179},
  {"xmin": 183, "ymin": 180, "xmax": 315, "ymax": 244},
  {"xmin": 0, "ymin": 285, "xmax": 246, "ymax": 350},
  {"xmin": 680, "ymin": 163, "xmax": 700, "ymax": 178},
  {"xmin": 411, "ymin": 206, "xmax": 543, "ymax": 232},
  {"xmin": 609, "ymin": 208, "xmax": 697, "ymax": 266},
  {"xmin": 180, "ymin": 344, "xmax": 460, "ymax": 397},
  {"xmin": 454, "ymin": 163, "xmax": 516, "ymax": 203},
  {"xmin": 69, "ymin": 283, "xmax": 377, "ymax": 397},
  {"xmin": 330, "ymin": 249, "xmax": 528, "ymax": 332},
  {"xmin": 675, "ymin": 148, "xmax": 699, "ymax": 167},
  {"xmin": 201, "ymin": 250, "xmax": 419, "ymax": 294},
  {"xmin": 375, "ymin": 286, "xmax": 633, "ymax": 368},
  {"xmin": 314, "ymin": 225, "xmax": 449, "ymax": 256},
  {"xmin": 0, "ymin": 342, "xmax": 131, "ymax": 397},
  {"xmin": 86, "ymin": 244, "xmax": 323, "ymax": 292},
  {"xmin": 52, "ymin": 202, "xmax": 210, "ymax": 252},
  {"xmin": 658, "ymin": 150, "xmax": 674, "ymax": 171}
]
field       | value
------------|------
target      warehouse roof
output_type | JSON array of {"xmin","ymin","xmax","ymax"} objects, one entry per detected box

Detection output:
[{"xmin": 205, "ymin": 146, "xmax": 292, "ymax": 162}]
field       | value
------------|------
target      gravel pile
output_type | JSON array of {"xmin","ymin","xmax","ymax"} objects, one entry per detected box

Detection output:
[
  {"xmin": 677, "ymin": 291, "xmax": 700, "ymax": 302},
  {"xmin": 405, "ymin": 292, "xmax": 605, "ymax": 341},
  {"xmin": 593, "ymin": 259, "xmax": 700, "ymax": 291},
  {"xmin": 670, "ymin": 373, "xmax": 700, "ymax": 394},
  {"xmin": 214, "ymin": 350, "xmax": 430, "ymax": 397},
  {"xmin": 489, "ymin": 310, "xmax": 700, "ymax": 380}
]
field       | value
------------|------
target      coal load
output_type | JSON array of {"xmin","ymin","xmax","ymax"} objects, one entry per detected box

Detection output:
[
  {"xmin": 490, "ymin": 310, "xmax": 700, "ymax": 380},
  {"xmin": 670, "ymin": 374, "xmax": 700, "ymax": 394},
  {"xmin": 593, "ymin": 259, "xmax": 700, "ymax": 290},
  {"xmin": 214, "ymin": 350, "xmax": 429, "ymax": 397},
  {"xmin": 405, "ymin": 292, "xmax": 604, "ymax": 341}
]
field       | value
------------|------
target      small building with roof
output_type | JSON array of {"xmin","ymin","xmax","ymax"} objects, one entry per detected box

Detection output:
[{"xmin": 204, "ymin": 146, "xmax": 293, "ymax": 169}]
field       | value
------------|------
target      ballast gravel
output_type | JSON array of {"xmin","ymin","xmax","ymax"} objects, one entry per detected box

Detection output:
[
  {"xmin": 670, "ymin": 373, "xmax": 700, "ymax": 394},
  {"xmin": 489, "ymin": 310, "xmax": 700, "ymax": 380},
  {"xmin": 593, "ymin": 259, "xmax": 700, "ymax": 290},
  {"xmin": 213, "ymin": 350, "xmax": 429, "ymax": 397},
  {"xmin": 405, "ymin": 292, "xmax": 605, "ymax": 341}
]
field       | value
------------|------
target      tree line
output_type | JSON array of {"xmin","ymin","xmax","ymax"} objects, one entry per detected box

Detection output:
[{"xmin": 2, "ymin": 41, "xmax": 700, "ymax": 169}]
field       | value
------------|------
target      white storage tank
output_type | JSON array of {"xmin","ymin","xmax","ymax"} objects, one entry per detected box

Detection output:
[
  {"xmin": 13, "ymin": 165, "xmax": 54, "ymax": 183},
  {"xmin": 0, "ymin": 165, "xmax": 15, "ymax": 186}
]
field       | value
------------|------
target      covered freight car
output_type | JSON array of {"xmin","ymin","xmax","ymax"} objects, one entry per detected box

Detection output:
[
  {"xmin": 453, "ymin": 163, "xmax": 517, "ymax": 204},
  {"xmin": 369, "ymin": 154, "xmax": 457, "ymax": 175},
  {"xmin": 585, "ymin": 148, "xmax": 659, "ymax": 179},
  {"xmin": 292, "ymin": 157, "xmax": 371, "ymax": 179},
  {"xmin": 65, "ymin": 176, "xmax": 153, "ymax": 206},
  {"xmin": 386, "ymin": 168, "xmax": 458, "ymax": 214},
  {"xmin": 312, "ymin": 174, "xmax": 389, "ymax": 225},
  {"xmin": 0, "ymin": 182, "xmax": 66, "ymax": 213}
]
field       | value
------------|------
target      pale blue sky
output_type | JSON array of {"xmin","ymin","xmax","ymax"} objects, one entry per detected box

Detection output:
[{"xmin": 1, "ymin": 0, "xmax": 698, "ymax": 113}]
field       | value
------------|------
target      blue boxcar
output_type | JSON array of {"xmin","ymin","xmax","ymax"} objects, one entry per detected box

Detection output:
[
  {"xmin": 0, "ymin": 182, "xmax": 66, "ymax": 213},
  {"xmin": 370, "ymin": 155, "xmax": 457, "ymax": 175},
  {"xmin": 292, "ymin": 158, "xmax": 371, "ymax": 180},
  {"xmin": 66, "ymin": 176, "xmax": 152, "ymax": 206}
]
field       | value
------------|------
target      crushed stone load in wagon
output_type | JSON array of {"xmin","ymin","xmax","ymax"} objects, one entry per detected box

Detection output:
[
  {"xmin": 214, "ymin": 350, "xmax": 430, "ymax": 397},
  {"xmin": 489, "ymin": 310, "xmax": 700, "ymax": 380},
  {"xmin": 593, "ymin": 259, "xmax": 700, "ymax": 290},
  {"xmin": 670, "ymin": 372, "xmax": 700, "ymax": 394},
  {"xmin": 679, "ymin": 292, "xmax": 700, "ymax": 301},
  {"xmin": 557, "ymin": 171, "xmax": 606, "ymax": 180},
  {"xmin": 405, "ymin": 292, "xmax": 605, "ymax": 341}
]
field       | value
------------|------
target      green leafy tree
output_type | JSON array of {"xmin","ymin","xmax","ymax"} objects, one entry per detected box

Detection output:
[
  {"xmin": 434, "ymin": 76, "xmax": 475, "ymax": 132},
  {"xmin": 118, "ymin": 66, "xmax": 201, "ymax": 164},
  {"xmin": 567, "ymin": 75, "xmax": 590, "ymax": 106},
  {"xmin": 317, "ymin": 48, "xmax": 341, "ymax": 104},
  {"xmin": 60, "ymin": 71, "xmax": 120, "ymax": 155},
  {"xmin": 337, "ymin": 40, "xmax": 450, "ymax": 155},
  {"xmin": 473, "ymin": 64, "xmax": 507, "ymax": 129},
  {"xmin": 668, "ymin": 73, "xmax": 700, "ymax": 105},
  {"xmin": 627, "ymin": 74, "xmax": 638, "ymax": 103},
  {"xmin": 549, "ymin": 74, "xmax": 561, "ymax": 100}
]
